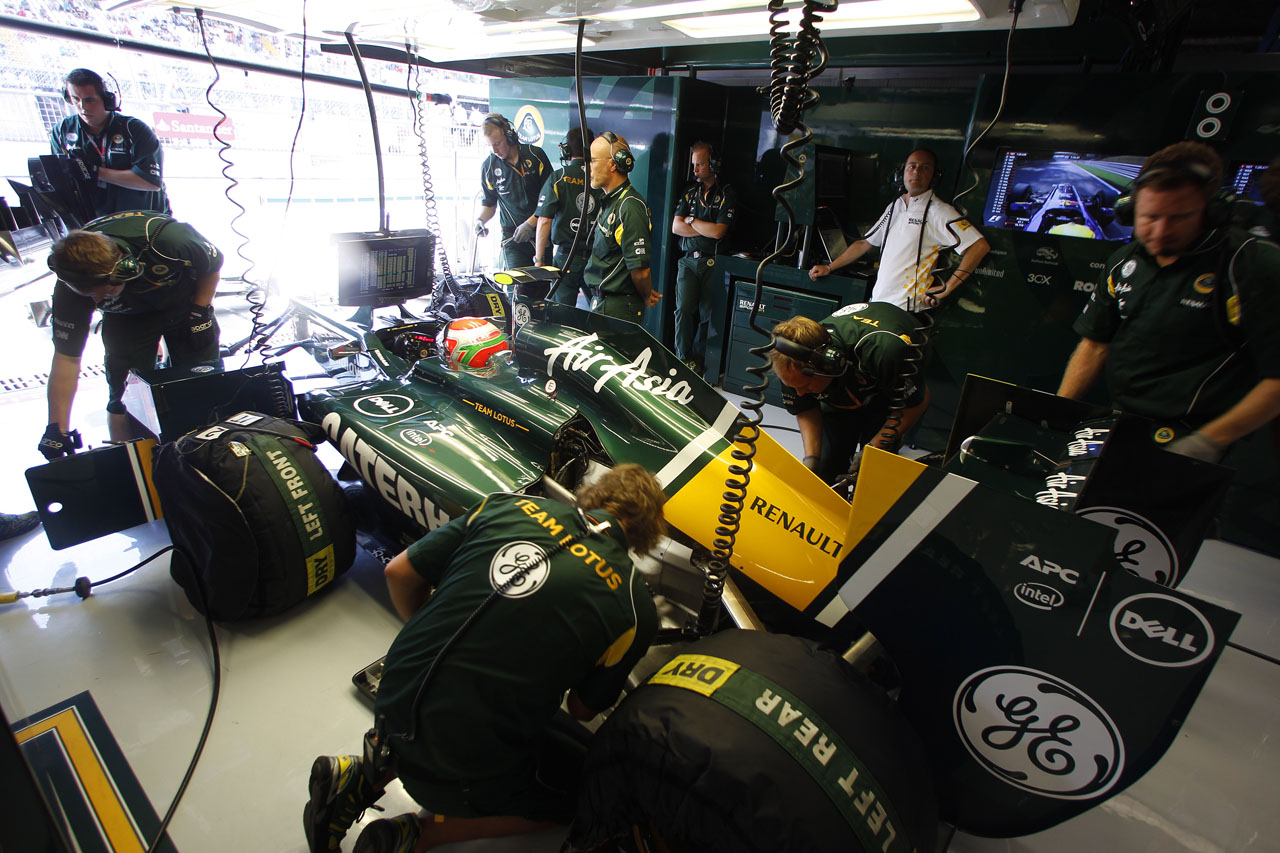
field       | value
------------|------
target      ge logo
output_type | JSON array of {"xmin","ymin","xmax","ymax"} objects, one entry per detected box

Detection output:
[
  {"xmin": 514, "ymin": 303, "xmax": 531, "ymax": 327},
  {"xmin": 489, "ymin": 541, "xmax": 550, "ymax": 598},
  {"xmin": 576, "ymin": 193, "xmax": 597, "ymax": 214},
  {"xmin": 953, "ymin": 666, "xmax": 1124, "ymax": 800},
  {"xmin": 1076, "ymin": 506, "xmax": 1179, "ymax": 587},
  {"xmin": 1026, "ymin": 273, "xmax": 1053, "ymax": 285}
]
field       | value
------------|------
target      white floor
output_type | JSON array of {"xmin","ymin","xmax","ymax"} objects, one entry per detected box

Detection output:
[{"xmin": 2, "ymin": 273, "xmax": 1278, "ymax": 852}]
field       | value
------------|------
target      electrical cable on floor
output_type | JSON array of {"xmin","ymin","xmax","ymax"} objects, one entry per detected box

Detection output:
[
  {"xmin": 0, "ymin": 544, "xmax": 222, "ymax": 853},
  {"xmin": 1226, "ymin": 641, "xmax": 1280, "ymax": 668}
]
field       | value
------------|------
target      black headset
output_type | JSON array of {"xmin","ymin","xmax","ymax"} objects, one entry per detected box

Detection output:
[
  {"xmin": 558, "ymin": 126, "xmax": 594, "ymax": 163},
  {"xmin": 1114, "ymin": 157, "xmax": 1232, "ymax": 228},
  {"xmin": 48, "ymin": 216, "xmax": 186, "ymax": 290},
  {"xmin": 691, "ymin": 141, "xmax": 720, "ymax": 176},
  {"xmin": 599, "ymin": 131, "xmax": 635, "ymax": 174},
  {"xmin": 772, "ymin": 327, "xmax": 848, "ymax": 377},
  {"xmin": 482, "ymin": 113, "xmax": 517, "ymax": 145},
  {"xmin": 63, "ymin": 68, "xmax": 118, "ymax": 112}
]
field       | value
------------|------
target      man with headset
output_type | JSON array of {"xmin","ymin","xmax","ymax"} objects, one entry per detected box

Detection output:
[
  {"xmin": 50, "ymin": 68, "xmax": 169, "ymax": 218},
  {"xmin": 584, "ymin": 132, "xmax": 659, "ymax": 321},
  {"xmin": 1057, "ymin": 141, "xmax": 1280, "ymax": 463},
  {"xmin": 39, "ymin": 211, "xmax": 223, "ymax": 457},
  {"xmin": 809, "ymin": 149, "xmax": 989, "ymax": 312},
  {"xmin": 303, "ymin": 464, "xmax": 666, "ymax": 853},
  {"xmin": 771, "ymin": 302, "xmax": 929, "ymax": 484},
  {"xmin": 534, "ymin": 126, "xmax": 600, "ymax": 307},
  {"xmin": 671, "ymin": 141, "xmax": 737, "ymax": 373},
  {"xmin": 476, "ymin": 113, "xmax": 552, "ymax": 270}
]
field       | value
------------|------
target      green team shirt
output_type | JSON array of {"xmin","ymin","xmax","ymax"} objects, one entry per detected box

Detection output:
[
  {"xmin": 673, "ymin": 180, "xmax": 738, "ymax": 255},
  {"xmin": 50, "ymin": 211, "xmax": 223, "ymax": 357},
  {"xmin": 480, "ymin": 144, "xmax": 553, "ymax": 231},
  {"xmin": 782, "ymin": 301, "xmax": 926, "ymax": 415},
  {"xmin": 1073, "ymin": 227, "xmax": 1280, "ymax": 425},
  {"xmin": 50, "ymin": 112, "xmax": 170, "ymax": 217},
  {"xmin": 586, "ymin": 181, "xmax": 651, "ymax": 295},
  {"xmin": 374, "ymin": 493, "xmax": 657, "ymax": 781},
  {"xmin": 535, "ymin": 158, "xmax": 602, "ymax": 256}
]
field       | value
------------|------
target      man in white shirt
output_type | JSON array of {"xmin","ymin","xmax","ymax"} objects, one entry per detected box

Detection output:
[{"xmin": 810, "ymin": 149, "xmax": 989, "ymax": 312}]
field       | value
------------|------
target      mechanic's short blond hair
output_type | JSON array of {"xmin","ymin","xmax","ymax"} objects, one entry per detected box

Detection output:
[
  {"xmin": 769, "ymin": 316, "xmax": 828, "ymax": 372},
  {"xmin": 577, "ymin": 463, "xmax": 667, "ymax": 554},
  {"xmin": 49, "ymin": 230, "xmax": 121, "ymax": 278}
]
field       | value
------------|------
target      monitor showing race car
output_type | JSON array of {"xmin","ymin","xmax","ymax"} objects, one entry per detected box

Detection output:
[
  {"xmin": 983, "ymin": 148, "xmax": 1145, "ymax": 241},
  {"xmin": 1227, "ymin": 161, "xmax": 1268, "ymax": 204},
  {"xmin": 334, "ymin": 229, "xmax": 435, "ymax": 307}
]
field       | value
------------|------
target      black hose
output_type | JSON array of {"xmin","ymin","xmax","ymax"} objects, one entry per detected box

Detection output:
[
  {"xmin": 345, "ymin": 31, "xmax": 387, "ymax": 232},
  {"xmin": 546, "ymin": 19, "xmax": 595, "ymax": 303}
]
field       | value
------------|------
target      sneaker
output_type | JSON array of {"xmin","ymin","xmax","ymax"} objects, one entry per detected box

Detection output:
[
  {"xmin": 353, "ymin": 813, "xmax": 420, "ymax": 853},
  {"xmin": 304, "ymin": 755, "xmax": 383, "ymax": 853},
  {"xmin": 0, "ymin": 512, "xmax": 39, "ymax": 541}
]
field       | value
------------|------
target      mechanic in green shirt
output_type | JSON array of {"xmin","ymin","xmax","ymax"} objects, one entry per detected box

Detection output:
[
  {"xmin": 1058, "ymin": 142, "xmax": 1280, "ymax": 463},
  {"xmin": 475, "ymin": 114, "xmax": 552, "ymax": 271},
  {"xmin": 40, "ymin": 211, "xmax": 222, "ymax": 456},
  {"xmin": 584, "ymin": 132, "xmax": 660, "ymax": 322},
  {"xmin": 671, "ymin": 141, "xmax": 738, "ymax": 372},
  {"xmin": 534, "ymin": 126, "xmax": 601, "ymax": 307},
  {"xmin": 303, "ymin": 464, "xmax": 666, "ymax": 853},
  {"xmin": 771, "ymin": 302, "xmax": 929, "ymax": 485}
]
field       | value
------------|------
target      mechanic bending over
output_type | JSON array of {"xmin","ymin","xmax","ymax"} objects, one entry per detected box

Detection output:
[
  {"xmin": 39, "ymin": 212, "xmax": 222, "ymax": 457},
  {"xmin": 810, "ymin": 149, "xmax": 989, "ymax": 313},
  {"xmin": 304, "ymin": 464, "xmax": 667, "ymax": 853},
  {"xmin": 1057, "ymin": 141, "xmax": 1280, "ymax": 464},
  {"xmin": 771, "ymin": 302, "xmax": 929, "ymax": 485},
  {"xmin": 475, "ymin": 113, "xmax": 552, "ymax": 271}
]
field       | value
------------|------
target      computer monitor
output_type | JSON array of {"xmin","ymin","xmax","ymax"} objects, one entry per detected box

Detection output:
[
  {"xmin": 983, "ymin": 148, "xmax": 1145, "ymax": 241},
  {"xmin": 333, "ymin": 229, "xmax": 435, "ymax": 307},
  {"xmin": 1227, "ymin": 161, "xmax": 1269, "ymax": 204}
]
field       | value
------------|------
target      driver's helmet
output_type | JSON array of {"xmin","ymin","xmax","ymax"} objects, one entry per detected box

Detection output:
[{"xmin": 437, "ymin": 317, "xmax": 512, "ymax": 375}]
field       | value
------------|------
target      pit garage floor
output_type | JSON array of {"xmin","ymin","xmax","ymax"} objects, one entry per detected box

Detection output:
[{"xmin": 1, "ymin": 271, "xmax": 1278, "ymax": 852}]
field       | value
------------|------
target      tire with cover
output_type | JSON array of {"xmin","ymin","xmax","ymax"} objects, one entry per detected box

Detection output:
[{"xmin": 570, "ymin": 629, "xmax": 938, "ymax": 853}]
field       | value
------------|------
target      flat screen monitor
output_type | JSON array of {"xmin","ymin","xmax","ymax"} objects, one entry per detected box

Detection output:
[
  {"xmin": 983, "ymin": 148, "xmax": 1145, "ymax": 241},
  {"xmin": 334, "ymin": 229, "xmax": 434, "ymax": 307},
  {"xmin": 1227, "ymin": 161, "xmax": 1268, "ymax": 204}
]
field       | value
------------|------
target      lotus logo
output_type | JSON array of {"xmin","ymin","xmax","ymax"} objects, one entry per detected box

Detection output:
[
  {"xmin": 399, "ymin": 428, "xmax": 432, "ymax": 448},
  {"xmin": 954, "ymin": 666, "xmax": 1124, "ymax": 800},
  {"xmin": 489, "ymin": 540, "xmax": 550, "ymax": 598},
  {"xmin": 1076, "ymin": 506, "xmax": 1179, "ymax": 586},
  {"xmin": 1109, "ymin": 593, "xmax": 1213, "ymax": 668},
  {"xmin": 354, "ymin": 394, "xmax": 415, "ymax": 418},
  {"xmin": 1014, "ymin": 582, "xmax": 1064, "ymax": 610}
]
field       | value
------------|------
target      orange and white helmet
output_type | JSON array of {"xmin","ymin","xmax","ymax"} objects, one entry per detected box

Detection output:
[{"xmin": 436, "ymin": 317, "xmax": 511, "ymax": 374}]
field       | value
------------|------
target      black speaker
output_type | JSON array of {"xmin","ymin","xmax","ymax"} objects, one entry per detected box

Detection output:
[{"xmin": 1185, "ymin": 89, "xmax": 1238, "ymax": 142}]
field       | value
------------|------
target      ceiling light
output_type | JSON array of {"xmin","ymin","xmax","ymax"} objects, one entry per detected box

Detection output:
[
  {"xmin": 664, "ymin": 0, "xmax": 979, "ymax": 39},
  {"xmin": 590, "ymin": 0, "xmax": 764, "ymax": 24}
]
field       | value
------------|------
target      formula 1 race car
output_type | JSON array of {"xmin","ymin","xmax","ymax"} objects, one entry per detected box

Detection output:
[
  {"xmin": 291, "ymin": 268, "xmax": 1239, "ymax": 848},
  {"xmin": 1009, "ymin": 182, "xmax": 1118, "ymax": 238},
  {"xmin": 24, "ymin": 266, "xmax": 1240, "ymax": 851}
]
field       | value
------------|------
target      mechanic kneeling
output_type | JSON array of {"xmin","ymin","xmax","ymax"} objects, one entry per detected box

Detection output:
[{"xmin": 305, "ymin": 464, "xmax": 666, "ymax": 853}]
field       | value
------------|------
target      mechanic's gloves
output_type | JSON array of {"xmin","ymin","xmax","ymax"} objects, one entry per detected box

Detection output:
[
  {"xmin": 187, "ymin": 304, "xmax": 219, "ymax": 352},
  {"xmin": 1166, "ymin": 431, "xmax": 1227, "ymax": 464},
  {"xmin": 802, "ymin": 454, "xmax": 821, "ymax": 472},
  {"xmin": 39, "ymin": 424, "xmax": 82, "ymax": 461},
  {"xmin": 474, "ymin": 218, "xmax": 489, "ymax": 237},
  {"xmin": 66, "ymin": 151, "xmax": 98, "ymax": 183},
  {"xmin": 511, "ymin": 221, "xmax": 536, "ymax": 244}
]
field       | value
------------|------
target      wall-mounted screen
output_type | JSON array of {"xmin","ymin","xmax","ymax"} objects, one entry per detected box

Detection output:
[
  {"xmin": 1228, "ymin": 161, "xmax": 1269, "ymax": 204},
  {"xmin": 334, "ymin": 229, "xmax": 435, "ymax": 307},
  {"xmin": 983, "ymin": 149, "xmax": 1145, "ymax": 241}
]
